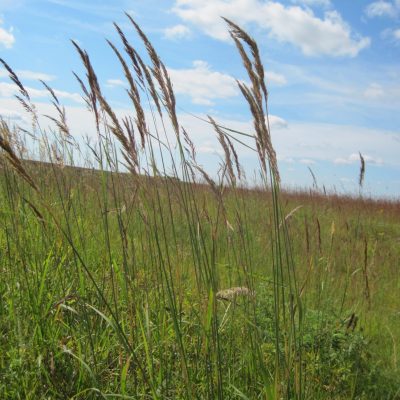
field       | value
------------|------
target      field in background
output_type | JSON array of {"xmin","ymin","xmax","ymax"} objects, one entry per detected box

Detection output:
[{"xmin": 0, "ymin": 16, "xmax": 399, "ymax": 400}]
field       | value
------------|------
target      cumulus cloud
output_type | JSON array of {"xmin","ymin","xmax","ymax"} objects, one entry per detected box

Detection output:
[
  {"xmin": 1, "ymin": 89, "xmax": 397, "ymax": 173},
  {"xmin": 0, "ymin": 108, "xmax": 26, "ymax": 122},
  {"xmin": 0, "ymin": 95, "xmax": 397, "ymax": 196},
  {"xmin": 270, "ymin": 122, "xmax": 398, "ymax": 167},
  {"xmin": 106, "ymin": 79, "xmax": 126, "ymax": 88},
  {"xmin": 164, "ymin": 24, "xmax": 191, "ymax": 40},
  {"xmin": 268, "ymin": 115, "xmax": 288, "ymax": 129},
  {"xmin": 299, "ymin": 158, "xmax": 316, "ymax": 164},
  {"xmin": 168, "ymin": 60, "xmax": 237, "ymax": 105},
  {"xmin": 364, "ymin": 83, "xmax": 385, "ymax": 99},
  {"xmin": 0, "ymin": 18, "xmax": 15, "ymax": 49},
  {"xmin": 265, "ymin": 71, "xmax": 287, "ymax": 86},
  {"xmin": 334, "ymin": 153, "xmax": 384, "ymax": 165},
  {"xmin": 172, "ymin": 0, "xmax": 370, "ymax": 57},
  {"xmin": 0, "ymin": 82, "xmax": 83, "ymax": 104},
  {"xmin": 198, "ymin": 141, "xmax": 223, "ymax": 155},
  {"xmin": 278, "ymin": 155, "xmax": 295, "ymax": 163},
  {"xmin": 0, "ymin": 68, "xmax": 55, "ymax": 82},
  {"xmin": 291, "ymin": 0, "xmax": 331, "ymax": 7},
  {"xmin": 177, "ymin": 115, "xmax": 399, "ymax": 168},
  {"xmin": 365, "ymin": 0, "xmax": 400, "ymax": 18},
  {"xmin": 382, "ymin": 28, "xmax": 400, "ymax": 43}
]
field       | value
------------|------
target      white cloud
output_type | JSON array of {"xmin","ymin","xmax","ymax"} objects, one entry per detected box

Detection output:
[
  {"xmin": 0, "ymin": 96, "xmax": 398, "ymax": 196},
  {"xmin": 364, "ymin": 83, "xmax": 385, "ymax": 99},
  {"xmin": 0, "ymin": 18, "xmax": 15, "ymax": 49},
  {"xmin": 278, "ymin": 155, "xmax": 295, "ymax": 163},
  {"xmin": 198, "ymin": 140, "xmax": 223, "ymax": 155},
  {"xmin": 268, "ymin": 115, "xmax": 288, "ymax": 129},
  {"xmin": 264, "ymin": 8, "xmax": 370, "ymax": 57},
  {"xmin": 365, "ymin": 0, "xmax": 400, "ymax": 18},
  {"xmin": 299, "ymin": 158, "xmax": 316, "ymax": 164},
  {"xmin": 0, "ymin": 82, "xmax": 83, "ymax": 104},
  {"xmin": 106, "ymin": 79, "xmax": 126, "ymax": 88},
  {"xmin": 177, "ymin": 114, "xmax": 400, "ymax": 168},
  {"xmin": 172, "ymin": 0, "xmax": 370, "ymax": 57},
  {"xmin": 0, "ymin": 0, "xmax": 26, "ymax": 11},
  {"xmin": 270, "ymin": 62, "xmax": 400, "ymax": 110},
  {"xmin": 271, "ymin": 122, "xmax": 399, "ymax": 167},
  {"xmin": 0, "ymin": 108, "xmax": 26, "ymax": 122},
  {"xmin": 168, "ymin": 60, "xmax": 237, "ymax": 105},
  {"xmin": 164, "ymin": 24, "xmax": 191, "ymax": 40},
  {"xmin": 382, "ymin": 28, "xmax": 400, "ymax": 43},
  {"xmin": 265, "ymin": 71, "xmax": 287, "ymax": 85},
  {"xmin": 52, "ymin": 89, "xmax": 84, "ymax": 104},
  {"xmin": 17, "ymin": 70, "xmax": 55, "ymax": 81},
  {"xmin": 291, "ymin": 0, "xmax": 331, "ymax": 7},
  {"xmin": 334, "ymin": 153, "xmax": 384, "ymax": 166},
  {"xmin": 0, "ymin": 68, "xmax": 56, "ymax": 81},
  {"xmin": 0, "ymin": 82, "xmax": 24, "ymax": 98}
]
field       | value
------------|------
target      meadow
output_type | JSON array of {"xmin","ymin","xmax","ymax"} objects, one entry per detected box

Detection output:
[{"xmin": 0, "ymin": 15, "xmax": 399, "ymax": 399}]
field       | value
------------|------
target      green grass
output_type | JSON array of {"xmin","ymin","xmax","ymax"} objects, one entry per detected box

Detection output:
[
  {"xmin": 0, "ymin": 15, "xmax": 399, "ymax": 399},
  {"xmin": 0, "ymin": 163, "xmax": 398, "ymax": 399}
]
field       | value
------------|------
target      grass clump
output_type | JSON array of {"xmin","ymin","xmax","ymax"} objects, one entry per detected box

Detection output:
[{"xmin": 0, "ymin": 14, "xmax": 399, "ymax": 400}]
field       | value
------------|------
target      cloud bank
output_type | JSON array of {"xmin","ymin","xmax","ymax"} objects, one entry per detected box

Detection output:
[{"xmin": 172, "ymin": 0, "xmax": 370, "ymax": 57}]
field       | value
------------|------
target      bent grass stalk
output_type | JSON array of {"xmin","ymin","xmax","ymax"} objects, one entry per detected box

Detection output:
[
  {"xmin": 0, "ymin": 16, "xmax": 304, "ymax": 399},
  {"xmin": 1, "ymin": 14, "xmax": 398, "ymax": 400}
]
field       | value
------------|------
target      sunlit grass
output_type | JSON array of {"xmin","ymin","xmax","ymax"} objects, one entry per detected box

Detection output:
[{"xmin": 0, "ymin": 15, "xmax": 399, "ymax": 400}]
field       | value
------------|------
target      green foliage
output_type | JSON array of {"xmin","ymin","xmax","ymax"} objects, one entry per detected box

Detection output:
[{"xmin": 0, "ymin": 15, "xmax": 399, "ymax": 400}]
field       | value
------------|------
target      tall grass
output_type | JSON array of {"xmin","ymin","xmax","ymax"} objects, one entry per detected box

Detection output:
[{"xmin": 0, "ymin": 15, "xmax": 399, "ymax": 399}]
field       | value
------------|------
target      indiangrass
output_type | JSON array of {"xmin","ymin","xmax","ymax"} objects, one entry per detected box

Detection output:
[{"xmin": 0, "ymin": 16, "xmax": 400, "ymax": 400}]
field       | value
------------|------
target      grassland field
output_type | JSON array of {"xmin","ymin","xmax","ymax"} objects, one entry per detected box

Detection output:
[{"xmin": 0, "ymin": 16, "xmax": 399, "ymax": 400}]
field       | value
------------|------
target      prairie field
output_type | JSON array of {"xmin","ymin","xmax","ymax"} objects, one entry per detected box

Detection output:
[{"xmin": 0, "ymin": 17, "xmax": 399, "ymax": 400}]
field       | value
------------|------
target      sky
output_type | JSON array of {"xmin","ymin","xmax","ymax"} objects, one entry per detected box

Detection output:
[{"xmin": 0, "ymin": 0, "xmax": 399, "ymax": 198}]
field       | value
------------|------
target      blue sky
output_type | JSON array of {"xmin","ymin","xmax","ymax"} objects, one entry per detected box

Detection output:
[{"xmin": 0, "ymin": 0, "xmax": 399, "ymax": 197}]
